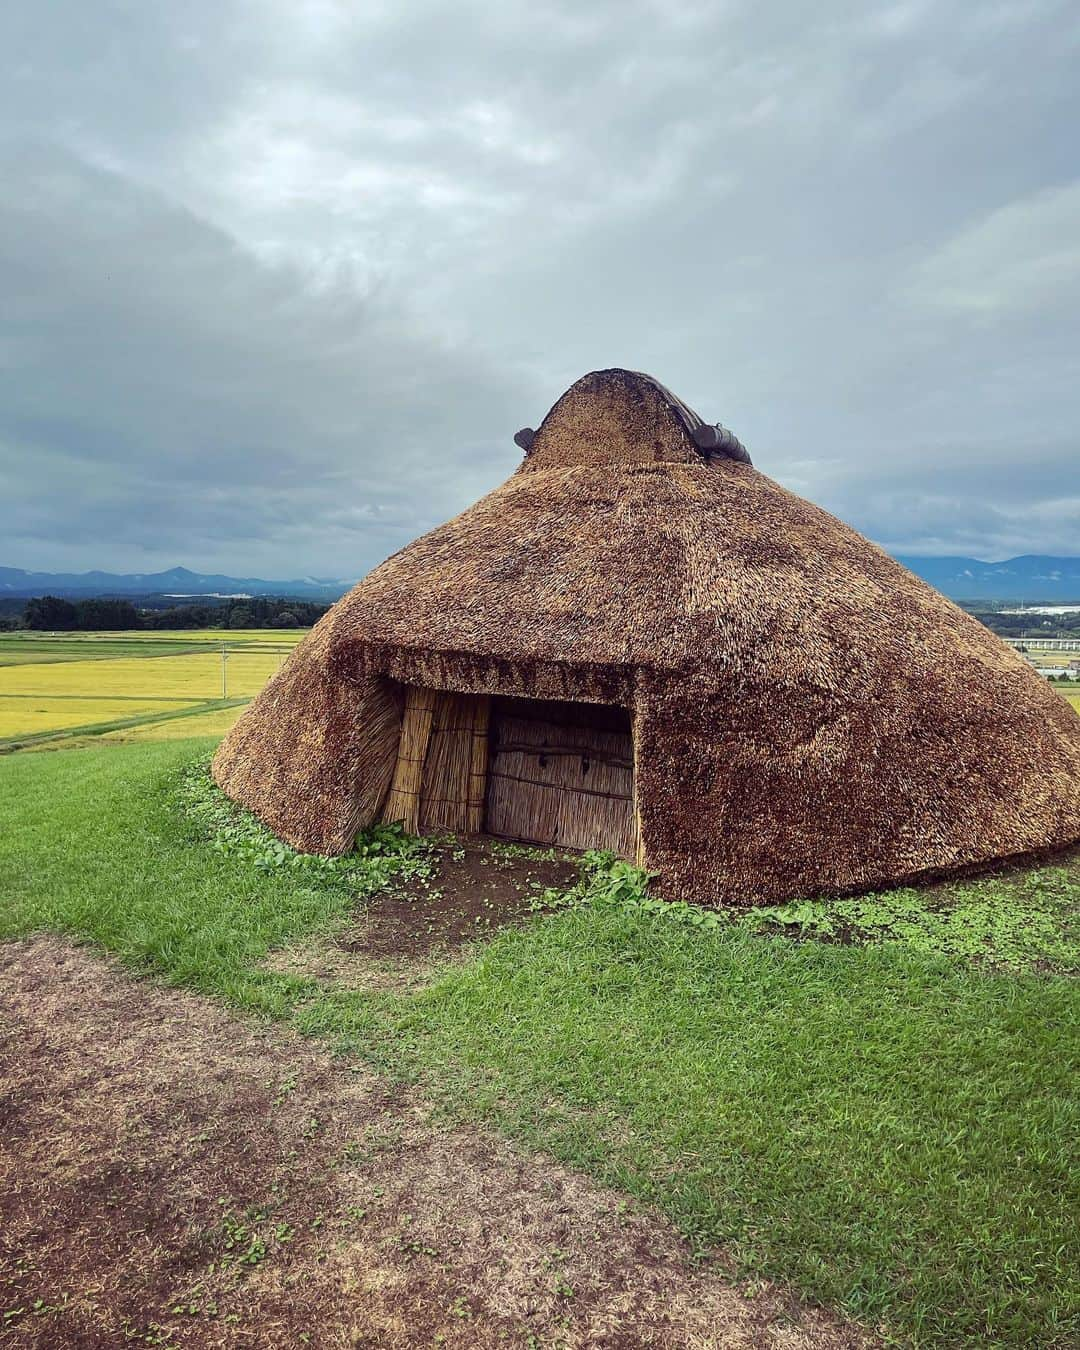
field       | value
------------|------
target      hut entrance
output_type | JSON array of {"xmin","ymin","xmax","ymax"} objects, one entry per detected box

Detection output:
[
  {"xmin": 485, "ymin": 697, "xmax": 636, "ymax": 857},
  {"xmin": 382, "ymin": 689, "xmax": 637, "ymax": 859}
]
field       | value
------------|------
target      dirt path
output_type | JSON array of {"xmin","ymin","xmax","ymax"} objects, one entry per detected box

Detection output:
[{"xmin": 0, "ymin": 937, "xmax": 873, "ymax": 1349}]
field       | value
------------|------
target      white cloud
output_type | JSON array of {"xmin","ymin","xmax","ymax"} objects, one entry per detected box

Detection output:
[{"xmin": 906, "ymin": 180, "xmax": 1080, "ymax": 316}]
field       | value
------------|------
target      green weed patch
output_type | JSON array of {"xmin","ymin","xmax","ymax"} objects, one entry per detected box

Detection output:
[{"xmin": 739, "ymin": 874, "xmax": 1080, "ymax": 973}]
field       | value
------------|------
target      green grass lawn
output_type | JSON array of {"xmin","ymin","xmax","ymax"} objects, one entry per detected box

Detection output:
[{"xmin": 1, "ymin": 740, "xmax": 1077, "ymax": 1347}]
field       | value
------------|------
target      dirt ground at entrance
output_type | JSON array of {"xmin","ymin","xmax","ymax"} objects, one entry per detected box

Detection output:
[{"xmin": 263, "ymin": 838, "xmax": 581, "ymax": 990}]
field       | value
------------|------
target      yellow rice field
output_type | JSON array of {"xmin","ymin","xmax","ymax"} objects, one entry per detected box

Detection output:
[
  {"xmin": 101, "ymin": 704, "xmax": 251, "ymax": 743},
  {"xmin": 0, "ymin": 699, "xmax": 192, "ymax": 739},
  {"xmin": 0, "ymin": 652, "xmax": 286, "ymax": 701},
  {"xmin": 0, "ymin": 631, "xmax": 304, "ymax": 746}
]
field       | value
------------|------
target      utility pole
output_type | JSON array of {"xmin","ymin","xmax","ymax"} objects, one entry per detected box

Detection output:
[{"xmin": 221, "ymin": 642, "xmax": 229, "ymax": 699}]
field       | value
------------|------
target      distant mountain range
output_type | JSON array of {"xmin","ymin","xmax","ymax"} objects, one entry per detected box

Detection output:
[
  {"xmin": 2, "ymin": 557, "xmax": 1079, "ymax": 604},
  {"xmin": 891, "ymin": 555, "xmax": 1080, "ymax": 602},
  {"xmin": 0, "ymin": 565, "xmax": 355, "ymax": 602}
]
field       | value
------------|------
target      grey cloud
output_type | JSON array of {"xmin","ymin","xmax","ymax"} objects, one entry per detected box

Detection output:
[
  {"xmin": 1, "ymin": 0, "xmax": 1078, "ymax": 574},
  {"xmin": 0, "ymin": 141, "xmax": 530, "ymax": 574}
]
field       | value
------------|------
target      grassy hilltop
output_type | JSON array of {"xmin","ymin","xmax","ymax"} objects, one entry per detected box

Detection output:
[{"xmin": 1, "ymin": 734, "xmax": 1077, "ymax": 1347}]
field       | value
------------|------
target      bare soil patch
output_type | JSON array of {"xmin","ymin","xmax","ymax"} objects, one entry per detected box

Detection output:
[
  {"xmin": 0, "ymin": 937, "xmax": 873, "ymax": 1349},
  {"xmin": 265, "ymin": 839, "xmax": 579, "ymax": 989},
  {"xmin": 354, "ymin": 839, "xmax": 580, "ymax": 959}
]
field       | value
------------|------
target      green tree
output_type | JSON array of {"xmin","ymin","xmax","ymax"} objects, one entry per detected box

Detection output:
[
  {"xmin": 73, "ymin": 599, "xmax": 140, "ymax": 630},
  {"xmin": 24, "ymin": 595, "xmax": 77, "ymax": 630}
]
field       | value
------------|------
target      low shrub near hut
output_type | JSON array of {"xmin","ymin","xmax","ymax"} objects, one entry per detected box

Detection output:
[
  {"xmin": 534, "ymin": 851, "xmax": 723, "ymax": 931},
  {"xmin": 738, "ymin": 876, "xmax": 1080, "ymax": 973},
  {"xmin": 536, "ymin": 848, "xmax": 1080, "ymax": 973},
  {"xmin": 178, "ymin": 761, "xmax": 430, "ymax": 887}
]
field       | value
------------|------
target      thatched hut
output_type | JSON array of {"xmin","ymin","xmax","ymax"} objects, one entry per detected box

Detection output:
[{"xmin": 213, "ymin": 369, "xmax": 1080, "ymax": 905}]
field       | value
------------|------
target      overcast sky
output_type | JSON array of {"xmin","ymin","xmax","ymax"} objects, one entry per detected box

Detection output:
[{"xmin": 2, "ymin": 0, "xmax": 1078, "ymax": 577}]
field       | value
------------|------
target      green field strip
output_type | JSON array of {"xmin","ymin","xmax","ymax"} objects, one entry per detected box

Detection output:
[
  {"xmin": 0, "ymin": 636, "xmax": 210, "ymax": 646},
  {"xmin": 0, "ymin": 646, "xmax": 219, "ymax": 667},
  {"xmin": 0, "ymin": 693, "xmax": 208, "ymax": 703},
  {"xmin": 0, "ymin": 646, "xmax": 295, "ymax": 667},
  {"xmin": 0, "ymin": 697, "xmax": 252, "ymax": 752},
  {"xmin": 0, "ymin": 640, "xmax": 213, "ymax": 649},
  {"xmin": 0, "ymin": 632, "xmax": 299, "ymax": 650},
  {"xmin": 0, "ymin": 636, "xmax": 297, "ymax": 646},
  {"xmin": 0, "ymin": 646, "xmax": 296, "ymax": 672},
  {"xmin": 89, "ymin": 647, "xmax": 221, "ymax": 661},
  {"xmin": 127, "ymin": 647, "xmax": 294, "ymax": 659}
]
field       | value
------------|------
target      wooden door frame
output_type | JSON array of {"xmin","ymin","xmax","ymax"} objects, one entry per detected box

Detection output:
[{"xmin": 382, "ymin": 684, "xmax": 642, "ymax": 862}]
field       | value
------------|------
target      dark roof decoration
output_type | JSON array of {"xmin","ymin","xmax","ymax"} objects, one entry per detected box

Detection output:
[{"xmin": 514, "ymin": 370, "xmax": 751, "ymax": 465}]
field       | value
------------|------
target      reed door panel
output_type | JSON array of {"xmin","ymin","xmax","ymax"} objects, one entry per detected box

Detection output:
[
  {"xmin": 485, "ymin": 698, "xmax": 636, "ymax": 857},
  {"xmin": 419, "ymin": 691, "xmax": 490, "ymax": 835}
]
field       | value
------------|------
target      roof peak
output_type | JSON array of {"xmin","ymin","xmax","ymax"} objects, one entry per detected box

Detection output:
[{"xmin": 518, "ymin": 369, "xmax": 750, "ymax": 471}]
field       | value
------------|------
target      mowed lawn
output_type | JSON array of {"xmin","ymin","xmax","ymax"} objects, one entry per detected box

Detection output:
[
  {"xmin": 0, "ymin": 630, "xmax": 304, "ymax": 747},
  {"xmin": 0, "ymin": 739, "xmax": 1077, "ymax": 1347}
]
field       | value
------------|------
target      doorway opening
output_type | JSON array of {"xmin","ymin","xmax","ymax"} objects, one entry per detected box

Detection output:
[{"xmin": 381, "ymin": 688, "xmax": 637, "ymax": 858}]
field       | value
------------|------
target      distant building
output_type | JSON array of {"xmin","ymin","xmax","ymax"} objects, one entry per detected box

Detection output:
[{"xmin": 1006, "ymin": 637, "xmax": 1080, "ymax": 653}]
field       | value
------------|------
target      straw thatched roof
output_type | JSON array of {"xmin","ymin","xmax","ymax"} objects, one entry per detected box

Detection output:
[{"xmin": 213, "ymin": 368, "xmax": 1080, "ymax": 905}]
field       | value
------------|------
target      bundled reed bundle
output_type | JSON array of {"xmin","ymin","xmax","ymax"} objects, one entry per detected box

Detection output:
[{"xmin": 382, "ymin": 686, "xmax": 436, "ymax": 833}]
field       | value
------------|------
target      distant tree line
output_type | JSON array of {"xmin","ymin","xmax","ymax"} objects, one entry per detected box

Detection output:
[
  {"xmin": 966, "ymin": 608, "xmax": 1080, "ymax": 640},
  {"xmin": 7, "ymin": 593, "xmax": 1077, "ymax": 641},
  {"xmin": 14, "ymin": 595, "xmax": 329, "ymax": 632},
  {"xmin": 144, "ymin": 597, "xmax": 330, "ymax": 629}
]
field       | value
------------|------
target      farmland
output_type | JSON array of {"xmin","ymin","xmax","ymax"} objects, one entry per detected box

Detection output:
[
  {"xmin": 1013, "ymin": 645, "xmax": 1080, "ymax": 712},
  {"xmin": 3, "ymin": 629, "xmax": 1078, "ymax": 750},
  {"xmin": 0, "ymin": 629, "xmax": 305, "ymax": 750}
]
